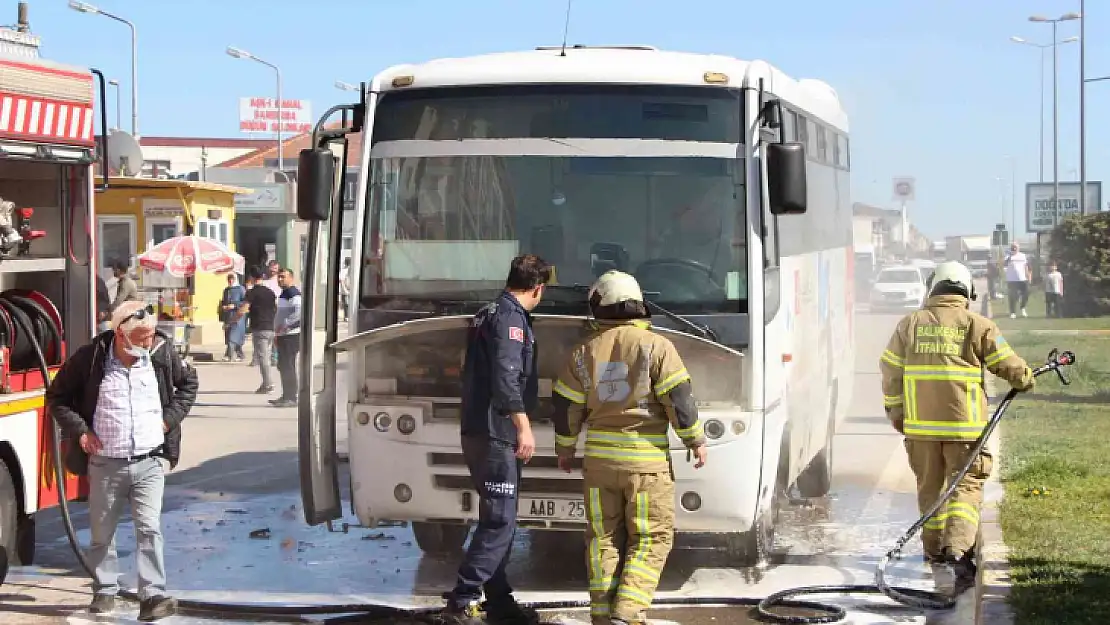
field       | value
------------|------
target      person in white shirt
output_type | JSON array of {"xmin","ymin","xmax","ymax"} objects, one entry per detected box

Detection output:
[
  {"xmin": 1003, "ymin": 242, "xmax": 1032, "ymax": 318},
  {"xmin": 1044, "ymin": 262, "xmax": 1064, "ymax": 318}
]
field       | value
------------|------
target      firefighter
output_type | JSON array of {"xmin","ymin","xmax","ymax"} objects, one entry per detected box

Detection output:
[
  {"xmin": 552, "ymin": 270, "xmax": 708, "ymax": 625},
  {"xmin": 879, "ymin": 261, "xmax": 1034, "ymax": 596},
  {"xmin": 440, "ymin": 254, "xmax": 551, "ymax": 625}
]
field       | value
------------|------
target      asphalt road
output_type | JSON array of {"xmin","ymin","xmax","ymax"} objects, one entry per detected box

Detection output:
[{"xmin": 1, "ymin": 310, "xmax": 980, "ymax": 624}]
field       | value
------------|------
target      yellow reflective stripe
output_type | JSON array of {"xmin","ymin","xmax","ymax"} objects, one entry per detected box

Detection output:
[
  {"xmin": 924, "ymin": 514, "xmax": 947, "ymax": 531},
  {"xmin": 984, "ymin": 345, "xmax": 1016, "ymax": 368},
  {"xmin": 586, "ymin": 430, "xmax": 669, "ymax": 447},
  {"xmin": 587, "ymin": 488, "xmax": 606, "ymax": 593},
  {"xmin": 632, "ymin": 491, "xmax": 652, "ymax": 567},
  {"xmin": 555, "ymin": 433, "xmax": 578, "ymax": 448},
  {"xmin": 585, "ymin": 447, "xmax": 669, "ymax": 462},
  {"xmin": 553, "ymin": 380, "xmax": 586, "ymax": 404},
  {"xmin": 654, "ymin": 369, "xmax": 691, "ymax": 395},
  {"xmin": 883, "ymin": 394, "xmax": 903, "ymax": 407},
  {"xmin": 623, "ymin": 561, "xmax": 660, "ymax": 583},
  {"xmin": 673, "ymin": 420, "xmax": 703, "ymax": 441},
  {"xmin": 881, "ymin": 350, "xmax": 905, "ymax": 368},
  {"xmin": 905, "ymin": 380, "xmax": 918, "ymax": 422},
  {"xmin": 946, "ymin": 502, "xmax": 980, "ymax": 525},
  {"xmin": 617, "ymin": 584, "xmax": 655, "ymax": 607},
  {"xmin": 903, "ymin": 420, "xmax": 985, "ymax": 440},
  {"xmin": 904, "ymin": 364, "xmax": 980, "ymax": 373}
]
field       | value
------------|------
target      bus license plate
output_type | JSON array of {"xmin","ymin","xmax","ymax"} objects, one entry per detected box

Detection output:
[{"xmin": 520, "ymin": 498, "xmax": 585, "ymax": 521}]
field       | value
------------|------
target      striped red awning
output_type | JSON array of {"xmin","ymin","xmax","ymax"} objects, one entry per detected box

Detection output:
[{"xmin": 0, "ymin": 57, "xmax": 94, "ymax": 147}]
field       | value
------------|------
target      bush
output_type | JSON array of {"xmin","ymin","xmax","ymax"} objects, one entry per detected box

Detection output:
[{"xmin": 1049, "ymin": 212, "xmax": 1110, "ymax": 317}]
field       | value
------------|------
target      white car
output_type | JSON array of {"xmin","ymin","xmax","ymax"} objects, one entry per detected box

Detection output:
[{"xmin": 870, "ymin": 265, "xmax": 928, "ymax": 312}]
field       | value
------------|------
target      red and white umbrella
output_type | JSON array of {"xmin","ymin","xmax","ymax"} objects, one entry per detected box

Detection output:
[{"xmin": 138, "ymin": 235, "xmax": 244, "ymax": 278}]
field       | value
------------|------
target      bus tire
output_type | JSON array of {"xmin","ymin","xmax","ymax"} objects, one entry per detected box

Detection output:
[
  {"xmin": 726, "ymin": 457, "xmax": 788, "ymax": 567},
  {"xmin": 411, "ymin": 521, "xmax": 469, "ymax": 555},
  {"xmin": 0, "ymin": 457, "xmax": 19, "ymax": 586},
  {"xmin": 797, "ymin": 386, "xmax": 837, "ymax": 498}
]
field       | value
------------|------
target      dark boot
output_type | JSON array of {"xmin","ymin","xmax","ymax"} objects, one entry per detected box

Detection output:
[
  {"xmin": 88, "ymin": 594, "xmax": 115, "ymax": 614},
  {"xmin": 138, "ymin": 595, "xmax": 178, "ymax": 621},
  {"xmin": 953, "ymin": 550, "xmax": 978, "ymax": 596},
  {"xmin": 484, "ymin": 596, "xmax": 540, "ymax": 624}
]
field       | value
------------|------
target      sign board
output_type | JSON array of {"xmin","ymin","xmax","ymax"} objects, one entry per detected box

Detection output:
[
  {"xmin": 238, "ymin": 97, "xmax": 313, "ymax": 135},
  {"xmin": 234, "ymin": 183, "xmax": 288, "ymax": 212},
  {"xmin": 892, "ymin": 177, "xmax": 915, "ymax": 202},
  {"xmin": 1025, "ymin": 181, "xmax": 1103, "ymax": 233},
  {"xmin": 142, "ymin": 199, "xmax": 183, "ymax": 217}
]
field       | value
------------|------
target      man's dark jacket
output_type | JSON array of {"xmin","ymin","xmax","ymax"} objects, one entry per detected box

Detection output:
[
  {"xmin": 45, "ymin": 330, "xmax": 198, "ymax": 475},
  {"xmin": 460, "ymin": 291, "xmax": 538, "ymax": 445}
]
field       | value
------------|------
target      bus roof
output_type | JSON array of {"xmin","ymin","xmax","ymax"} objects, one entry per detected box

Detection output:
[{"xmin": 372, "ymin": 46, "xmax": 848, "ymax": 131}]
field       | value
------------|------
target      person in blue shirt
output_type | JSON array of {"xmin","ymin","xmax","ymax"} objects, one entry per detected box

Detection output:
[{"xmin": 441, "ymin": 254, "xmax": 551, "ymax": 625}]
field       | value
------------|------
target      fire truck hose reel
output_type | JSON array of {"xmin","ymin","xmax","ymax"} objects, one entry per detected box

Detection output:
[{"xmin": 38, "ymin": 341, "xmax": 1073, "ymax": 623}]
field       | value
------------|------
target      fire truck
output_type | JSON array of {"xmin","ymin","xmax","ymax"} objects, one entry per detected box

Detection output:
[{"xmin": 0, "ymin": 13, "xmax": 103, "ymax": 584}]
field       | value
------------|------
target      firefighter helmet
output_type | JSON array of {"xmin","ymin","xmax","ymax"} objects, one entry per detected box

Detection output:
[
  {"xmin": 589, "ymin": 270, "xmax": 644, "ymax": 307},
  {"xmin": 928, "ymin": 261, "xmax": 976, "ymax": 300}
]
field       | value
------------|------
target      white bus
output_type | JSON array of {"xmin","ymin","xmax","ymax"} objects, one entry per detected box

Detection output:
[{"xmin": 294, "ymin": 45, "xmax": 854, "ymax": 566}]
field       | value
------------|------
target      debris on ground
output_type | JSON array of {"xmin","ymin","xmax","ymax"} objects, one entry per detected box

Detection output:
[
  {"xmin": 249, "ymin": 528, "xmax": 272, "ymax": 539},
  {"xmin": 362, "ymin": 532, "xmax": 396, "ymax": 541}
]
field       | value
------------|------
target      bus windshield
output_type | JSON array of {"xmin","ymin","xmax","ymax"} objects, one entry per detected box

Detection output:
[{"xmin": 363, "ymin": 154, "xmax": 747, "ymax": 315}]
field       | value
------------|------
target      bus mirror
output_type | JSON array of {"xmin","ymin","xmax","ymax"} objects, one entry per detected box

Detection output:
[
  {"xmin": 767, "ymin": 142, "xmax": 807, "ymax": 215},
  {"xmin": 297, "ymin": 148, "xmax": 335, "ymax": 221}
]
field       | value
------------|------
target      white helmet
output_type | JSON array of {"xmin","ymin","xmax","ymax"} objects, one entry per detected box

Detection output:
[
  {"xmin": 588, "ymin": 270, "xmax": 644, "ymax": 307},
  {"xmin": 929, "ymin": 261, "xmax": 975, "ymax": 300}
]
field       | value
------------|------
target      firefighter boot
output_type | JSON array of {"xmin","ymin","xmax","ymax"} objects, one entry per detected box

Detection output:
[{"xmin": 951, "ymin": 548, "xmax": 978, "ymax": 596}]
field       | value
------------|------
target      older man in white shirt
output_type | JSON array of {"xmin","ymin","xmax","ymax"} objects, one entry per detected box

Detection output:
[
  {"xmin": 1003, "ymin": 242, "xmax": 1032, "ymax": 318},
  {"xmin": 47, "ymin": 300, "xmax": 198, "ymax": 621}
]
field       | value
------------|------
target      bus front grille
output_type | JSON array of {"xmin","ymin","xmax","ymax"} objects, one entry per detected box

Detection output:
[{"xmin": 429, "ymin": 453, "xmax": 584, "ymax": 495}]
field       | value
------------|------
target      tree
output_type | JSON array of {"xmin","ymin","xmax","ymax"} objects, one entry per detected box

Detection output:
[{"xmin": 1048, "ymin": 212, "xmax": 1110, "ymax": 317}]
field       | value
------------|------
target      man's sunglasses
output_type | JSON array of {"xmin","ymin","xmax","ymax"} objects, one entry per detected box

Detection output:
[{"xmin": 119, "ymin": 305, "xmax": 155, "ymax": 327}]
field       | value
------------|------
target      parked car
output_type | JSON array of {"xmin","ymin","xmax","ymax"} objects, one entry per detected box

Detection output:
[{"xmin": 870, "ymin": 265, "xmax": 928, "ymax": 312}]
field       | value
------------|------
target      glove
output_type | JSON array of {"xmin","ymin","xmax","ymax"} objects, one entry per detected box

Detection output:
[{"xmin": 1016, "ymin": 370, "xmax": 1035, "ymax": 392}]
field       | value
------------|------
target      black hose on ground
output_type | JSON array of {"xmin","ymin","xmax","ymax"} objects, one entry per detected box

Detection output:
[{"xmin": 33, "ymin": 324, "xmax": 1073, "ymax": 623}]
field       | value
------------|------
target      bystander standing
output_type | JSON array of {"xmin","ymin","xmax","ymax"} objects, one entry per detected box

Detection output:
[{"xmin": 1044, "ymin": 262, "xmax": 1064, "ymax": 318}]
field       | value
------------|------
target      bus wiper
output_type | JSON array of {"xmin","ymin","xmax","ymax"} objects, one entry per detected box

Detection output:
[{"xmin": 547, "ymin": 284, "xmax": 721, "ymax": 344}]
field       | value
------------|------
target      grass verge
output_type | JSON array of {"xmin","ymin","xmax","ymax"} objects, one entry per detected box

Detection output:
[
  {"xmin": 999, "ymin": 333, "xmax": 1110, "ymax": 624},
  {"xmin": 992, "ymin": 287, "xmax": 1110, "ymax": 333}
]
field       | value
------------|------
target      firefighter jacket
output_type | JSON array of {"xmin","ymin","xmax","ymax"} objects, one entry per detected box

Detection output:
[
  {"xmin": 460, "ymin": 291, "xmax": 538, "ymax": 445},
  {"xmin": 880, "ymin": 294, "xmax": 1034, "ymax": 442},
  {"xmin": 551, "ymin": 319, "xmax": 705, "ymax": 473}
]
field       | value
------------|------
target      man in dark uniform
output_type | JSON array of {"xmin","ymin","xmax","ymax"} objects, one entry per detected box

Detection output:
[{"xmin": 440, "ymin": 254, "xmax": 551, "ymax": 625}]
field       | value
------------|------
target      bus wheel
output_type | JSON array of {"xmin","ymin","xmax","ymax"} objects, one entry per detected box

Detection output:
[
  {"xmin": 725, "ymin": 467, "xmax": 786, "ymax": 567},
  {"xmin": 0, "ymin": 458, "xmax": 18, "ymax": 586},
  {"xmin": 411, "ymin": 522, "xmax": 470, "ymax": 555},
  {"xmin": 797, "ymin": 386, "xmax": 838, "ymax": 498}
]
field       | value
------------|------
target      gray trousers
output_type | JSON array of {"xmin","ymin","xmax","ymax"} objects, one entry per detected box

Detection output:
[
  {"xmin": 86, "ymin": 455, "xmax": 167, "ymax": 600},
  {"xmin": 253, "ymin": 330, "xmax": 275, "ymax": 388}
]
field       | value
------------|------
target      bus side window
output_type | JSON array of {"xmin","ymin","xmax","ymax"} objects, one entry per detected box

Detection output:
[
  {"xmin": 838, "ymin": 135, "xmax": 850, "ymax": 170},
  {"xmin": 796, "ymin": 115, "xmax": 809, "ymax": 156},
  {"xmin": 816, "ymin": 127, "xmax": 828, "ymax": 163},
  {"xmin": 783, "ymin": 110, "xmax": 797, "ymax": 141}
]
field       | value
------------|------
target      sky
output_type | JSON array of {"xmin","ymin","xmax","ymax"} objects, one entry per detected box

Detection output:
[{"xmin": 21, "ymin": 0, "xmax": 1108, "ymax": 240}]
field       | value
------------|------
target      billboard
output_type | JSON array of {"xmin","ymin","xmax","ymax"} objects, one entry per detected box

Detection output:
[
  {"xmin": 1025, "ymin": 181, "xmax": 1102, "ymax": 233},
  {"xmin": 238, "ymin": 97, "xmax": 313, "ymax": 135}
]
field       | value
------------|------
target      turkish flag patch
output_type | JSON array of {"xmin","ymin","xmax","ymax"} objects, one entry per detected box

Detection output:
[{"xmin": 508, "ymin": 327, "xmax": 525, "ymax": 342}]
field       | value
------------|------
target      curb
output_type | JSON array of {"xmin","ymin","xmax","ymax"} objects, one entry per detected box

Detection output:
[{"xmin": 976, "ymin": 286, "xmax": 1015, "ymax": 624}]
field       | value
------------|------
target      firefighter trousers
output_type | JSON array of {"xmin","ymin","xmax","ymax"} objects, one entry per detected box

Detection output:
[
  {"xmin": 904, "ymin": 439, "xmax": 993, "ymax": 560},
  {"xmin": 582, "ymin": 465, "xmax": 675, "ymax": 625}
]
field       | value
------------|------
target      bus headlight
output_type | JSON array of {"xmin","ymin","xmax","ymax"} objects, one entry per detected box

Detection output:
[
  {"xmin": 704, "ymin": 419, "xmax": 726, "ymax": 440},
  {"xmin": 394, "ymin": 483, "xmax": 413, "ymax": 503},
  {"xmin": 397, "ymin": 414, "xmax": 417, "ymax": 435},
  {"xmin": 373, "ymin": 412, "xmax": 392, "ymax": 432}
]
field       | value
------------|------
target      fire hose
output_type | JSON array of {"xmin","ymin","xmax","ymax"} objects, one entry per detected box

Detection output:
[{"xmin": 32, "ymin": 326, "xmax": 1073, "ymax": 623}]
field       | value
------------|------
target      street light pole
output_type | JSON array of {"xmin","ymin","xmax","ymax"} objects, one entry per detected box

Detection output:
[
  {"xmin": 68, "ymin": 2, "xmax": 138, "ymax": 136},
  {"xmin": 108, "ymin": 79, "xmax": 120, "ymax": 130},
  {"xmin": 1010, "ymin": 36, "xmax": 1076, "ymax": 181},
  {"xmin": 1029, "ymin": 13, "xmax": 1080, "ymax": 228},
  {"xmin": 1080, "ymin": 1, "xmax": 1087, "ymax": 216},
  {"xmin": 227, "ymin": 47, "xmax": 283, "ymax": 172}
]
